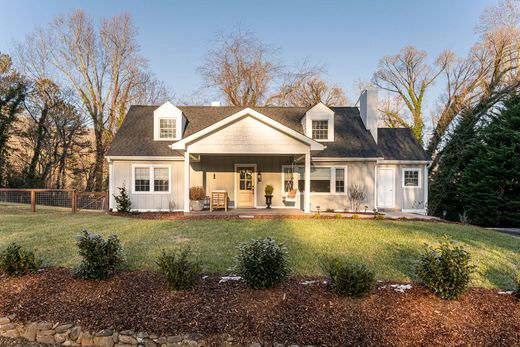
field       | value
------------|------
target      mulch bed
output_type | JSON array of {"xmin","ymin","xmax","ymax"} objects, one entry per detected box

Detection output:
[{"xmin": 0, "ymin": 268, "xmax": 518, "ymax": 346}]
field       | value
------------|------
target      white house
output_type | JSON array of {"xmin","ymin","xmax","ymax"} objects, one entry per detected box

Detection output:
[{"xmin": 106, "ymin": 90, "xmax": 431, "ymax": 214}]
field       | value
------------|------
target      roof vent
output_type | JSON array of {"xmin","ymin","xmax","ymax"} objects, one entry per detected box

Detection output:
[{"xmin": 211, "ymin": 101, "xmax": 221, "ymax": 107}]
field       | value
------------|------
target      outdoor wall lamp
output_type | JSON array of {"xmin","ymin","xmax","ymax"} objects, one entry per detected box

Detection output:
[{"xmin": 258, "ymin": 172, "xmax": 262, "ymax": 182}]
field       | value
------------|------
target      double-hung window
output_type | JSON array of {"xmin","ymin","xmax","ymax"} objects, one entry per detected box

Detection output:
[
  {"xmin": 312, "ymin": 120, "xmax": 328, "ymax": 140},
  {"xmin": 403, "ymin": 169, "xmax": 420, "ymax": 188},
  {"xmin": 159, "ymin": 118, "xmax": 176, "ymax": 139},
  {"xmin": 335, "ymin": 168, "xmax": 345, "ymax": 193},
  {"xmin": 133, "ymin": 165, "xmax": 171, "ymax": 193}
]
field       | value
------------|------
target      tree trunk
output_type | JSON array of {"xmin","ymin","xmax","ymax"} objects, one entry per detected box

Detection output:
[
  {"xmin": 26, "ymin": 108, "xmax": 49, "ymax": 185},
  {"xmin": 93, "ymin": 125, "xmax": 105, "ymax": 192}
]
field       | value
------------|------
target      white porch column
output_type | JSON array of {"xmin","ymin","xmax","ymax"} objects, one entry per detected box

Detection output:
[
  {"xmin": 108, "ymin": 159, "xmax": 114, "ymax": 211},
  {"xmin": 304, "ymin": 152, "xmax": 311, "ymax": 213},
  {"xmin": 184, "ymin": 151, "xmax": 190, "ymax": 212},
  {"xmin": 424, "ymin": 165, "xmax": 429, "ymax": 215}
]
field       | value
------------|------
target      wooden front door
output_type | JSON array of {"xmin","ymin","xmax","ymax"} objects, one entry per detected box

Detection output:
[{"xmin": 236, "ymin": 166, "xmax": 255, "ymax": 208}]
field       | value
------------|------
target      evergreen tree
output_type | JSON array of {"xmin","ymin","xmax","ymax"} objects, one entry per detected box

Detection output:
[
  {"xmin": 114, "ymin": 183, "xmax": 131, "ymax": 213},
  {"xmin": 458, "ymin": 95, "xmax": 520, "ymax": 226}
]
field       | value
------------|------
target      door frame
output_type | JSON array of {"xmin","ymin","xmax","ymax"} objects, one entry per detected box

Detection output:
[
  {"xmin": 234, "ymin": 163, "xmax": 257, "ymax": 208},
  {"xmin": 377, "ymin": 166, "xmax": 395, "ymax": 208}
]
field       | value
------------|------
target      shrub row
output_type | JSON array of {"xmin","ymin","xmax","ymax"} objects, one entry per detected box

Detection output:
[{"xmin": 1, "ymin": 233, "xmax": 518, "ymax": 300}]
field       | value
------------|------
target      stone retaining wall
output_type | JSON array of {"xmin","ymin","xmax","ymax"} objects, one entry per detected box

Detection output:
[{"xmin": 0, "ymin": 315, "xmax": 208, "ymax": 347}]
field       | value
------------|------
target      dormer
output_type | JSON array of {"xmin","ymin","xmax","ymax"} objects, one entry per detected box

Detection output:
[
  {"xmin": 301, "ymin": 102, "xmax": 334, "ymax": 142},
  {"xmin": 153, "ymin": 101, "xmax": 185, "ymax": 141}
]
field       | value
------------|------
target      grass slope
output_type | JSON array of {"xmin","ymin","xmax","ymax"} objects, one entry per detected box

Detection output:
[{"xmin": 0, "ymin": 203, "xmax": 519, "ymax": 289}]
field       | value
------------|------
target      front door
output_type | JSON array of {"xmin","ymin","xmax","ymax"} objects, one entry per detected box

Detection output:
[
  {"xmin": 377, "ymin": 168, "xmax": 395, "ymax": 208},
  {"xmin": 236, "ymin": 166, "xmax": 255, "ymax": 208}
]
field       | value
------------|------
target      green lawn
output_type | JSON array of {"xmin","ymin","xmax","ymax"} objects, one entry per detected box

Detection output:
[{"xmin": 0, "ymin": 203, "xmax": 519, "ymax": 289}]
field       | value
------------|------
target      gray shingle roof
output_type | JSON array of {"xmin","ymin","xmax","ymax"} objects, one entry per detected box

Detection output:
[
  {"xmin": 377, "ymin": 128, "xmax": 430, "ymax": 161},
  {"xmin": 107, "ymin": 105, "xmax": 427, "ymax": 161}
]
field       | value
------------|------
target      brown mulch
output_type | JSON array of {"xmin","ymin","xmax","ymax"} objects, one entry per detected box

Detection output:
[{"xmin": 0, "ymin": 269, "xmax": 518, "ymax": 346}]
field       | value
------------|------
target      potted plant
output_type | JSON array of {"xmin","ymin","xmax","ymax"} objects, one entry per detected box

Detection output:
[
  {"xmin": 189, "ymin": 186, "xmax": 206, "ymax": 211},
  {"xmin": 264, "ymin": 185, "xmax": 274, "ymax": 209}
]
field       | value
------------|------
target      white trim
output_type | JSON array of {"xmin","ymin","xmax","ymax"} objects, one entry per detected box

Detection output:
[
  {"xmin": 153, "ymin": 101, "xmax": 183, "ymax": 141},
  {"xmin": 131, "ymin": 164, "xmax": 172, "ymax": 194},
  {"xmin": 378, "ymin": 160, "xmax": 432, "ymax": 164},
  {"xmin": 304, "ymin": 152, "xmax": 311, "ymax": 213},
  {"xmin": 234, "ymin": 164, "xmax": 258, "ymax": 209},
  {"xmin": 170, "ymin": 108, "xmax": 325, "ymax": 151},
  {"xmin": 184, "ymin": 151, "xmax": 190, "ymax": 212},
  {"xmin": 377, "ymin": 166, "xmax": 396, "ymax": 208},
  {"xmin": 292, "ymin": 164, "xmax": 348, "ymax": 195},
  {"xmin": 402, "ymin": 168, "xmax": 422, "ymax": 189},
  {"xmin": 106, "ymin": 156, "xmax": 183, "ymax": 161},
  {"xmin": 108, "ymin": 160, "xmax": 114, "ymax": 210},
  {"xmin": 402, "ymin": 208, "xmax": 427, "ymax": 215},
  {"xmin": 312, "ymin": 157, "xmax": 382, "ymax": 162},
  {"xmin": 424, "ymin": 165, "xmax": 429, "ymax": 213},
  {"xmin": 157, "ymin": 117, "xmax": 178, "ymax": 141}
]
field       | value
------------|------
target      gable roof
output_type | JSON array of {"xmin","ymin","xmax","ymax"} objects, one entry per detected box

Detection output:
[
  {"xmin": 106, "ymin": 105, "xmax": 426, "ymax": 160},
  {"xmin": 377, "ymin": 128, "xmax": 430, "ymax": 161}
]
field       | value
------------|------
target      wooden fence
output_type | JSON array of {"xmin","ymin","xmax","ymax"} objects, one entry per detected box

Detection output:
[{"xmin": 0, "ymin": 188, "xmax": 108, "ymax": 213}]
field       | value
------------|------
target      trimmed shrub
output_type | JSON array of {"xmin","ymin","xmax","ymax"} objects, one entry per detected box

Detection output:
[
  {"xmin": 232, "ymin": 237, "xmax": 289, "ymax": 289},
  {"xmin": 264, "ymin": 184, "xmax": 274, "ymax": 195},
  {"xmin": 157, "ymin": 247, "xmax": 201, "ymax": 290},
  {"xmin": 516, "ymin": 274, "xmax": 520, "ymax": 300},
  {"xmin": 321, "ymin": 257, "xmax": 375, "ymax": 297},
  {"xmin": 415, "ymin": 236, "xmax": 475, "ymax": 300},
  {"xmin": 0, "ymin": 243, "xmax": 41, "ymax": 276},
  {"xmin": 75, "ymin": 230, "xmax": 125, "ymax": 280},
  {"xmin": 114, "ymin": 184, "xmax": 131, "ymax": 212}
]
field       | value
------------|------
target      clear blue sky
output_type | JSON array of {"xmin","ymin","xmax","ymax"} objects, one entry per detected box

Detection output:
[{"xmin": 0, "ymin": 0, "xmax": 495, "ymax": 108}]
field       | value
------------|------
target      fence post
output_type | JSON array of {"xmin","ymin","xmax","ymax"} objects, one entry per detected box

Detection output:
[
  {"xmin": 72, "ymin": 190, "xmax": 77, "ymax": 213},
  {"xmin": 31, "ymin": 190, "xmax": 36, "ymax": 212}
]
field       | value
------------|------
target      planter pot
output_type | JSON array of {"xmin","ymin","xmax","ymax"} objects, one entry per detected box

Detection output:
[
  {"xmin": 265, "ymin": 195, "xmax": 273, "ymax": 209},
  {"xmin": 191, "ymin": 200, "xmax": 204, "ymax": 211}
]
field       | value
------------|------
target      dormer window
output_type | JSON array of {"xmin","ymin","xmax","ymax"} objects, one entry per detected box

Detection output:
[
  {"xmin": 159, "ymin": 118, "xmax": 177, "ymax": 139},
  {"xmin": 312, "ymin": 120, "xmax": 329, "ymax": 140},
  {"xmin": 153, "ymin": 101, "xmax": 185, "ymax": 141}
]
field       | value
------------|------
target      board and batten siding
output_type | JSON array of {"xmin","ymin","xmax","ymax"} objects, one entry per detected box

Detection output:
[
  {"xmin": 377, "ymin": 163, "xmax": 427, "ymax": 210},
  {"xmin": 112, "ymin": 160, "xmax": 184, "ymax": 211},
  {"xmin": 186, "ymin": 116, "xmax": 310, "ymax": 154}
]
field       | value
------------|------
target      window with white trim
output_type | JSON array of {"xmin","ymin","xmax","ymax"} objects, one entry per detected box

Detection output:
[
  {"xmin": 159, "ymin": 118, "xmax": 176, "ymax": 139},
  {"xmin": 297, "ymin": 167, "xmax": 331, "ymax": 192},
  {"xmin": 133, "ymin": 166, "xmax": 170, "ymax": 193},
  {"xmin": 282, "ymin": 167, "xmax": 294, "ymax": 193},
  {"xmin": 312, "ymin": 120, "xmax": 329, "ymax": 140},
  {"xmin": 403, "ymin": 169, "xmax": 420, "ymax": 187},
  {"xmin": 335, "ymin": 168, "xmax": 345, "ymax": 193}
]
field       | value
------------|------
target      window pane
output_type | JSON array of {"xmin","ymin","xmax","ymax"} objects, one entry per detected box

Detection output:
[
  {"xmin": 283, "ymin": 167, "xmax": 293, "ymax": 192},
  {"xmin": 312, "ymin": 120, "xmax": 328, "ymax": 140},
  {"xmin": 135, "ymin": 167, "xmax": 150, "ymax": 192},
  {"xmin": 159, "ymin": 118, "xmax": 176, "ymax": 139},
  {"xmin": 404, "ymin": 170, "xmax": 419, "ymax": 187},
  {"xmin": 336, "ymin": 168, "xmax": 345, "ymax": 193},
  {"xmin": 154, "ymin": 168, "xmax": 169, "ymax": 192},
  {"xmin": 296, "ymin": 167, "xmax": 332, "ymax": 193}
]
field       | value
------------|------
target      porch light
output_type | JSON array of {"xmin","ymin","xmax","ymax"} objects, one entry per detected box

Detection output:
[{"xmin": 257, "ymin": 172, "xmax": 262, "ymax": 182}]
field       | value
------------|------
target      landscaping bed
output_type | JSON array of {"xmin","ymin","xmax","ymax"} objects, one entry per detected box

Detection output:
[{"xmin": 0, "ymin": 268, "xmax": 518, "ymax": 346}]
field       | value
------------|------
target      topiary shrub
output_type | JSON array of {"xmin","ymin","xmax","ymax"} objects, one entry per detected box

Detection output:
[
  {"xmin": 157, "ymin": 247, "xmax": 201, "ymax": 290},
  {"xmin": 75, "ymin": 230, "xmax": 125, "ymax": 280},
  {"xmin": 231, "ymin": 237, "xmax": 289, "ymax": 289},
  {"xmin": 415, "ymin": 236, "xmax": 475, "ymax": 300},
  {"xmin": 321, "ymin": 257, "xmax": 375, "ymax": 297},
  {"xmin": 0, "ymin": 243, "xmax": 41, "ymax": 276},
  {"xmin": 264, "ymin": 184, "xmax": 274, "ymax": 195},
  {"xmin": 114, "ymin": 183, "xmax": 131, "ymax": 212},
  {"xmin": 515, "ymin": 274, "xmax": 520, "ymax": 300}
]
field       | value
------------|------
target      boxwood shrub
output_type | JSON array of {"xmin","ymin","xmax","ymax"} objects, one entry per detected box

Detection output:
[
  {"xmin": 321, "ymin": 257, "xmax": 375, "ymax": 297},
  {"xmin": 515, "ymin": 274, "xmax": 520, "ymax": 300},
  {"xmin": 75, "ymin": 230, "xmax": 125, "ymax": 280},
  {"xmin": 0, "ymin": 243, "xmax": 41, "ymax": 276},
  {"xmin": 415, "ymin": 236, "xmax": 475, "ymax": 300},
  {"xmin": 231, "ymin": 237, "xmax": 289, "ymax": 289},
  {"xmin": 157, "ymin": 247, "xmax": 201, "ymax": 290}
]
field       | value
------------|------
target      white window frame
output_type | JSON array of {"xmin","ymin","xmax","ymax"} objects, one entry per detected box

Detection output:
[
  {"xmin": 131, "ymin": 164, "xmax": 171, "ymax": 194},
  {"xmin": 311, "ymin": 120, "xmax": 329, "ymax": 140},
  {"xmin": 158, "ymin": 118, "xmax": 177, "ymax": 140},
  {"xmin": 288, "ymin": 165, "xmax": 347, "ymax": 195},
  {"xmin": 402, "ymin": 168, "xmax": 421, "ymax": 188}
]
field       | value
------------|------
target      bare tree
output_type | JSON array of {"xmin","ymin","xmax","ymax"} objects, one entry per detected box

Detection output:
[
  {"xmin": 22, "ymin": 10, "xmax": 171, "ymax": 191},
  {"xmin": 270, "ymin": 72, "xmax": 347, "ymax": 107},
  {"xmin": 199, "ymin": 29, "xmax": 281, "ymax": 107},
  {"xmin": 428, "ymin": 0, "xmax": 520, "ymax": 156},
  {"xmin": 372, "ymin": 46, "xmax": 452, "ymax": 144},
  {"xmin": 0, "ymin": 53, "xmax": 27, "ymax": 187}
]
